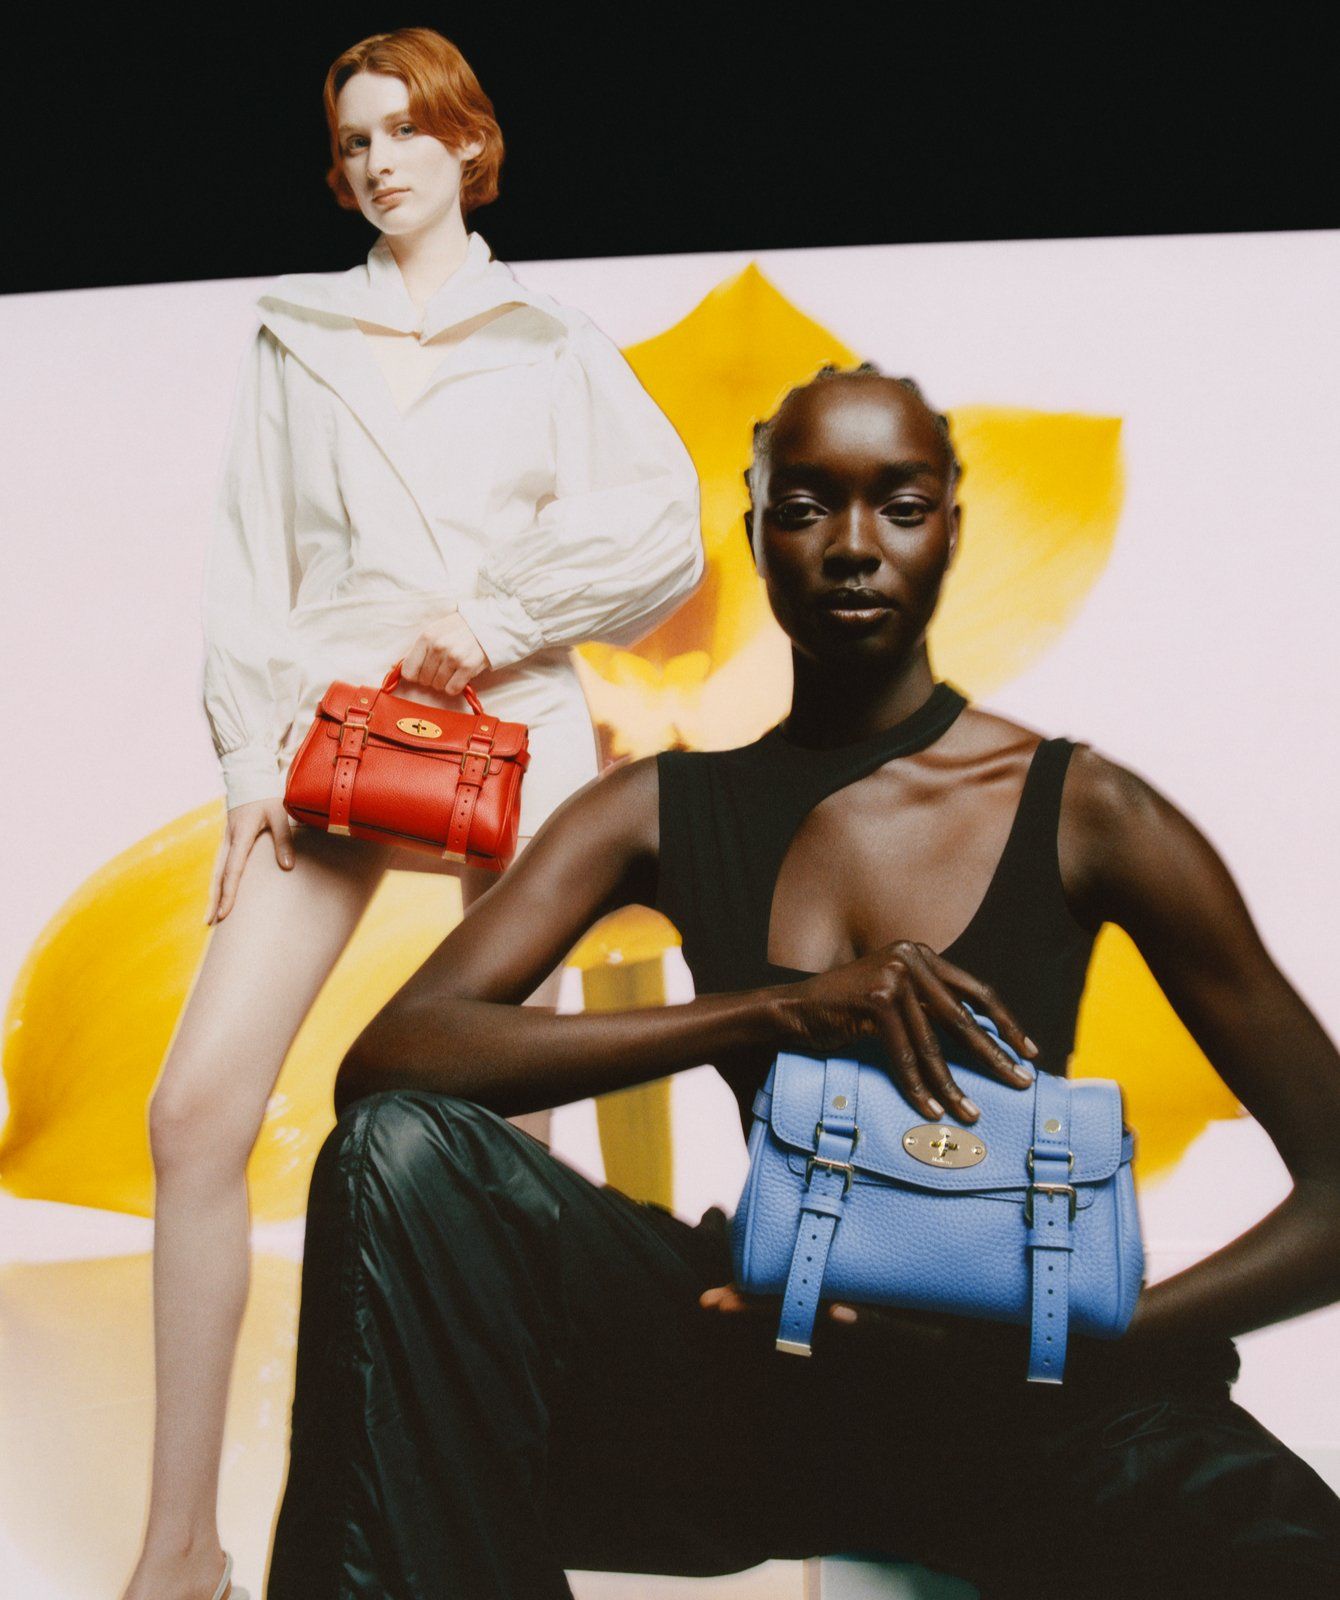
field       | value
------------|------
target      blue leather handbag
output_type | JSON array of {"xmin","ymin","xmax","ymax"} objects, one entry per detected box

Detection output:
[{"xmin": 730, "ymin": 1010, "xmax": 1144, "ymax": 1382}]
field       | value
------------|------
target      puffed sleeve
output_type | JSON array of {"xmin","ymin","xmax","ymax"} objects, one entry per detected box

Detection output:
[
  {"xmin": 455, "ymin": 314, "xmax": 704, "ymax": 671},
  {"xmin": 201, "ymin": 325, "xmax": 301, "ymax": 810}
]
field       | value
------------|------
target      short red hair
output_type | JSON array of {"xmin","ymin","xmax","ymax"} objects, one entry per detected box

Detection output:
[{"xmin": 322, "ymin": 28, "xmax": 504, "ymax": 215}]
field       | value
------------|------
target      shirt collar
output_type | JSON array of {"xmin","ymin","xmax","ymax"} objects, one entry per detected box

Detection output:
[
  {"xmin": 365, "ymin": 227, "xmax": 492, "ymax": 324},
  {"xmin": 259, "ymin": 227, "xmax": 566, "ymax": 340}
]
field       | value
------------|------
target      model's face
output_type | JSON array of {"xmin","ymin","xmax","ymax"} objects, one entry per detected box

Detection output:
[
  {"xmin": 746, "ymin": 379, "xmax": 960, "ymax": 669},
  {"xmin": 335, "ymin": 71, "xmax": 483, "ymax": 237}
]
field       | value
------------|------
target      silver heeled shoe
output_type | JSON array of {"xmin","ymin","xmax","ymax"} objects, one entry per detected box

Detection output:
[{"xmin": 211, "ymin": 1552, "xmax": 249, "ymax": 1600}]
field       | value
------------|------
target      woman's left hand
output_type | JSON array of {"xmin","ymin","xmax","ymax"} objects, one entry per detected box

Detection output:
[{"xmin": 401, "ymin": 612, "xmax": 492, "ymax": 696}]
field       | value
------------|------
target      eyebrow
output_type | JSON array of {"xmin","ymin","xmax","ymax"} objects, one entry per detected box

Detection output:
[
  {"xmin": 337, "ymin": 112, "xmax": 414, "ymax": 134},
  {"xmin": 768, "ymin": 459, "xmax": 943, "ymax": 491}
]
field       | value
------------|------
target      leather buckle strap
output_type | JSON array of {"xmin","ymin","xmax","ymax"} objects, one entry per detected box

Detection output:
[
  {"xmin": 443, "ymin": 717, "xmax": 497, "ymax": 859},
  {"xmin": 1025, "ymin": 1071, "xmax": 1076, "ymax": 1382},
  {"xmin": 443, "ymin": 739, "xmax": 495, "ymax": 863},
  {"xmin": 330, "ymin": 713, "xmax": 372, "ymax": 835},
  {"xmin": 776, "ymin": 1056, "xmax": 861, "ymax": 1357}
]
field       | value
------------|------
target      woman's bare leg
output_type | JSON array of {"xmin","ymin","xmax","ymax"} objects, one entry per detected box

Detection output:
[
  {"xmin": 120, "ymin": 828, "xmax": 388, "ymax": 1600},
  {"xmin": 459, "ymin": 834, "xmax": 560, "ymax": 1146}
]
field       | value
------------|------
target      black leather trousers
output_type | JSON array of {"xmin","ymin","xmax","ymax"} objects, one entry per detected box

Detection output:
[{"xmin": 268, "ymin": 1090, "xmax": 1340, "ymax": 1599}]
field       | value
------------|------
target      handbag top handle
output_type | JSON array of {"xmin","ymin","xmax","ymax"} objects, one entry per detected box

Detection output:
[{"xmin": 381, "ymin": 660, "xmax": 486, "ymax": 718}]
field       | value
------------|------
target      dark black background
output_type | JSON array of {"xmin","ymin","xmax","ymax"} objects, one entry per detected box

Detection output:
[{"xmin": 4, "ymin": 10, "xmax": 1333, "ymax": 295}]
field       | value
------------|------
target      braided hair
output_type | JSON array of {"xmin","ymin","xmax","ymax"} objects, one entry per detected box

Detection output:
[{"xmin": 742, "ymin": 361, "xmax": 961, "ymax": 514}]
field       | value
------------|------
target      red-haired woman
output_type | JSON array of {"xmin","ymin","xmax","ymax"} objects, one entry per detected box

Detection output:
[{"xmin": 120, "ymin": 28, "xmax": 702, "ymax": 1600}]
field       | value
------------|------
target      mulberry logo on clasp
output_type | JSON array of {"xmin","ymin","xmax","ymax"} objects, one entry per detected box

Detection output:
[
  {"xmin": 903, "ymin": 1125, "xmax": 987, "ymax": 1168},
  {"xmin": 396, "ymin": 718, "xmax": 442, "ymax": 739}
]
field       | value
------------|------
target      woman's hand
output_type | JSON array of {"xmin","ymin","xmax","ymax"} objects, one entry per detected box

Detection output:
[
  {"xmin": 699, "ymin": 1281, "xmax": 953, "ymax": 1349},
  {"xmin": 779, "ymin": 940, "xmax": 1038, "ymax": 1124},
  {"xmin": 206, "ymin": 799, "xmax": 295, "ymax": 925},
  {"xmin": 700, "ymin": 1281, "xmax": 863, "ymax": 1324},
  {"xmin": 401, "ymin": 612, "xmax": 492, "ymax": 697}
]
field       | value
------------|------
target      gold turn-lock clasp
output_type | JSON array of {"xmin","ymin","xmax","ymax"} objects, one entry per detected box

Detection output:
[
  {"xmin": 903, "ymin": 1123, "xmax": 987, "ymax": 1169},
  {"xmin": 395, "ymin": 716, "xmax": 443, "ymax": 739}
]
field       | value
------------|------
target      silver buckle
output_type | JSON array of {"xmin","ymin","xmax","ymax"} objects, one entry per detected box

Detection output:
[
  {"xmin": 805, "ymin": 1154, "xmax": 855, "ymax": 1193},
  {"xmin": 806, "ymin": 1121, "xmax": 859, "ymax": 1194},
  {"xmin": 1025, "ymin": 1182, "xmax": 1077, "ymax": 1223}
]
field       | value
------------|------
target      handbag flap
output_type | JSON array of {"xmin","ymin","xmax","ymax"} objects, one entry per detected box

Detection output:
[
  {"xmin": 768, "ymin": 1050, "xmax": 1125, "ymax": 1193},
  {"xmin": 317, "ymin": 680, "xmax": 528, "ymax": 758}
]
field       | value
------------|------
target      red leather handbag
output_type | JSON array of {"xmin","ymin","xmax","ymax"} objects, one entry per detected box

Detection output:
[{"xmin": 283, "ymin": 662, "xmax": 529, "ymax": 870}]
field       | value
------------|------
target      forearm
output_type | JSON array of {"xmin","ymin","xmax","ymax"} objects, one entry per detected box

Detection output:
[
  {"xmin": 1126, "ymin": 1177, "xmax": 1340, "ymax": 1349},
  {"xmin": 336, "ymin": 983, "xmax": 797, "ymax": 1117}
]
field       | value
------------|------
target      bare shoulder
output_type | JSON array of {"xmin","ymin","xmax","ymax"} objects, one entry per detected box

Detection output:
[
  {"xmin": 526, "ymin": 751, "xmax": 662, "ymax": 867},
  {"xmin": 940, "ymin": 703, "xmax": 1047, "ymax": 773},
  {"xmin": 1054, "ymin": 739, "xmax": 1232, "ymax": 931},
  {"xmin": 951, "ymin": 707, "xmax": 1209, "ymax": 926},
  {"xmin": 1060, "ymin": 741, "xmax": 1182, "ymax": 839},
  {"xmin": 953, "ymin": 705, "xmax": 1173, "ymax": 828}
]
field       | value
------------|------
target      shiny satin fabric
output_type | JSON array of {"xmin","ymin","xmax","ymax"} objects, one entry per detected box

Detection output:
[{"xmin": 268, "ymin": 1092, "xmax": 1340, "ymax": 1599}]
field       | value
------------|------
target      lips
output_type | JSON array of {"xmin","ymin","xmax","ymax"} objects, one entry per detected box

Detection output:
[
  {"xmin": 818, "ymin": 588, "xmax": 896, "ymax": 611},
  {"xmin": 372, "ymin": 187, "xmax": 408, "ymax": 204},
  {"xmin": 814, "ymin": 586, "xmax": 899, "ymax": 632}
]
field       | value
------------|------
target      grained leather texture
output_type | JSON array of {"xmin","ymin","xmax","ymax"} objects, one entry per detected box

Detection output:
[
  {"xmin": 731, "ymin": 1010, "xmax": 1145, "ymax": 1380},
  {"xmin": 316, "ymin": 679, "xmax": 529, "ymax": 759},
  {"xmin": 770, "ymin": 1052, "xmax": 1124, "ymax": 1188},
  {"xmin": 284, "ymin": 675, "xmax": 529, "ymax": 868}
]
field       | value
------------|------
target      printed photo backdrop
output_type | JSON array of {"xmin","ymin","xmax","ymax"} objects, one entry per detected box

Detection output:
[{"xmin": 2, "ymin": 229, "xmax": 1338, "ymax": 1597}]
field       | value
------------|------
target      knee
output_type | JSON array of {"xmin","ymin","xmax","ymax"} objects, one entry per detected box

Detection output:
[
  {"xmin": 148, "ymin": 1063, "xmax": 262, "ymax": 1180},
  {"xmin": 309, "ymin": 1092, "xmax": 546, "ymax": 1279},
  {"xmin": 322, "ymin": 1089, "xmax": 523, "ymax": 1207}
]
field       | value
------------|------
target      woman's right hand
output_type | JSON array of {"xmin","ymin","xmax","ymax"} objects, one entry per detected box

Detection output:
[
  {"xmin": 206, "ymin": 798, "xmax": 295, "ymax": 925},
  {"xmin": 778, "ymin": 941, "xmax": 1039, "ymax": 1124}
]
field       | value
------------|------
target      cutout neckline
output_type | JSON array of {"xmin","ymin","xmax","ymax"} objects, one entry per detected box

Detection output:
[{"xmin": 762, "ymin": 705, "xmax": 1051, "ymax": 979}]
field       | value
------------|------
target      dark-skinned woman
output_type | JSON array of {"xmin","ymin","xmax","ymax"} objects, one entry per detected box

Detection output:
[{"xmin": 267, "ymin": 365, "xmax": 1340, "ymax": 1600}]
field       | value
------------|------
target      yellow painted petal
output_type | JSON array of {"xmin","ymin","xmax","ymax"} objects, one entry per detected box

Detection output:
[
  {"xmin": 593, "ymin": 262, "xmax": 862, "ymax": 672},
  {"xmin": 1, "ymin": 804, "xmax": 460, "ymax": 1221},
  {"xmin": 930, "ymin": 407, "xmax": 1125, "ymax": 695},
  {"xmin": 576, "ymin": 627, "xmax": 793, "ymax": 763},
  {"xmin": 1, "ymin": 806, "xmax": 216, "ymax": 1216},
  {"xmin": 1071, "ymin": 924, "xmax": 1244, "ymax": 1183}
]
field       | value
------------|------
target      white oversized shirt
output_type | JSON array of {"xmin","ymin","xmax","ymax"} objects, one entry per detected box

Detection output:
[{"xmin": 202, "ymin": 229, "xmax": 704, "ymax": 825}]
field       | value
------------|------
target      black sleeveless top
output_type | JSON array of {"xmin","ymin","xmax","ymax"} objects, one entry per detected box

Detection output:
[{"xmin": 653, "ymin": 681, "xmax": 1098, "ymax": 1133}]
